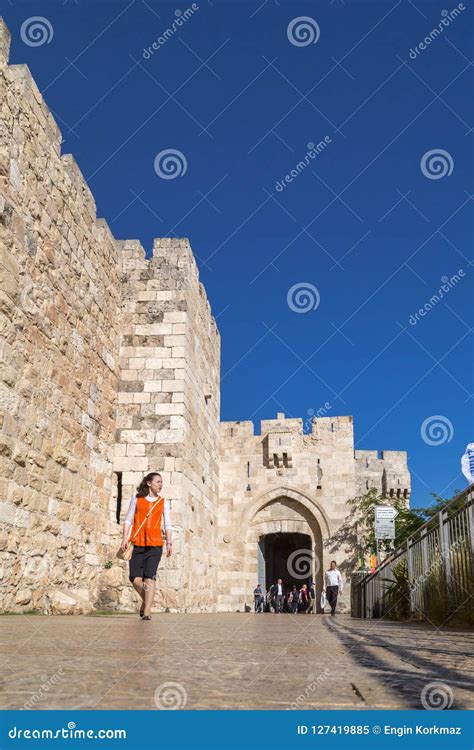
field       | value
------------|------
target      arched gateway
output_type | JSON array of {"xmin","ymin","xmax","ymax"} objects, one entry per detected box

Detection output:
[
  {"xmin": 217, "ymin": 484, "xmax": 331, "ymax": 612},
  {"xmin": 247, "ymin": 490, "xmax": 328, "ymax": 608},
  {"xmin": 217, "ymin": 414, "xmax": 410, "ymax": 613}
]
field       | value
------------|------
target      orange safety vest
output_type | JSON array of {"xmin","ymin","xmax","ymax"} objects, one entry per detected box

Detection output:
[{"xmin": 131, "ymin": 496, "xmax": 165, "ymax": 547}]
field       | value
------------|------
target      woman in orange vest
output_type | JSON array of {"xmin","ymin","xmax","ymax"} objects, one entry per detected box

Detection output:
[{"xmin": 121, "ymin": 472, "xmax": 173, "ymax": 620}]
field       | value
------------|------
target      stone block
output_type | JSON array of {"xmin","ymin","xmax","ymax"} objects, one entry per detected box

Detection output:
[
  {"xmin": 120, "ymin": 430, "xmax": 155, "ymax": 444},
  {"xmin": 162, "ymin": 379, "xmax": 185, "ymax": 392},
  {"xmin": 133, "ymin": 392, "xmax": 151, "ymax": 404},
  {"xmin": 143, "ymin": 384, "xmax": 163, "ymax": 395},
  {"xmin": 144, "ymin": 358, "xmax": 163, "ymax": 369},
  {"xmin": 135, "ymin": 324, "xmax": 173, "ymax": 336},
  {"xmin": 154, "ymin": 403, "xmax": 185, "ymax": 416}
]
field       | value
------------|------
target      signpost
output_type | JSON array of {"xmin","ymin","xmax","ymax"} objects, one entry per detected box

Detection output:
[
  {"xmin": 375, "ymin": 506, "xmax": 399, "ymax": 522},
  {"xmin": 375, "ymin": 518, "xmax": 395, "ymax": 538},
  {"xmin": 374, "ymin": 506, "xmax": 398, "ymax": 565}
]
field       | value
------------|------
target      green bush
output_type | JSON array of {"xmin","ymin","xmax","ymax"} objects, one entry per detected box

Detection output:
[{"xmin": 380, "ymin": 559, "xmax": 412, "ymax": 621}]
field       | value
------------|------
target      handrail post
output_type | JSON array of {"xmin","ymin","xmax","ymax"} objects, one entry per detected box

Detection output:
[
  {"xmin": 468, "ymin": 487, "xmax": 474, "ymax": 561},
  {"xmin": 439, "ymin": 509, "xmax": 452, "ymax": 615},
  {"xmin": 406, "ymin": 538, "xmax": 413, "ymax": 616},
  {"xmin": 420, "ymin": 530, "xmax": 428, "ymax": 614}
]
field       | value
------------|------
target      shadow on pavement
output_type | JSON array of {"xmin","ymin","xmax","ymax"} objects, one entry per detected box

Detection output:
[{"xmin": 324, "ymin": 617, "xmax": 473, "ymax": 710}]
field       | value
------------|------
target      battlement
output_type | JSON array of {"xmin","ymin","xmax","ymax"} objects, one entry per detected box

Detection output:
[
  {"xmin": 354, "ymin": 449, "xmax": 408, "ymax": 466},
  {"xmin": 260, "ymin": 412, "xmax": 303, "ymax": 435},
  {"xmin": 222, "ymin": 413, "xmax": 356, "ymax": 439},
  {"xmin": 220, "ymin": 421, "xmax": 255, "ymax": 438},
  {"xmin": 0, "ymin": 17, "xmax": 10, "ymax": 67},
  {"xmin": 381, "ymin": 450, "xmax": 408, "ymax": 463},
  {"xmin": 355, "ymin": 449, "xmax": 410, "ymax": 501},
  {"xmin": 0, "ymin": 18, "xmax": 218, "ymax": 331},
  {"xmin": 152, "ymin": 236, "xmax": 196, "ymax": 268},
  {"xmin": 354, "ymin": 450, "xmax": 378, "ymax": 461}
]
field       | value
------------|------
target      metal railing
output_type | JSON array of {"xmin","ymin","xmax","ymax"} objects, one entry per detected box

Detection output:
[{"xmin": 351, "ymin": 486, "xmax": 474, "ymax": 622}]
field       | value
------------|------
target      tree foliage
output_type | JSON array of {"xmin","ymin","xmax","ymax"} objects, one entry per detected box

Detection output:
[{"xmin": 326, "ymin": 487, "xmax": 463, "ymax": 571}]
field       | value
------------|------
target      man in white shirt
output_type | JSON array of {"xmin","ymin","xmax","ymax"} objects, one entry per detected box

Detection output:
[{"xmin": 324, "ymin": 561, "xmax": 343, "ymax": 616}]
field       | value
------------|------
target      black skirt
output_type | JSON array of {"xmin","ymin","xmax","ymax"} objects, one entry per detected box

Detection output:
[{"xmin": 129, "ymin": 545, "xmax": 163, "ymax": 582}]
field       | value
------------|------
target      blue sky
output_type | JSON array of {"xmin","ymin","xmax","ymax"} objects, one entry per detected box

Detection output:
[{"xmin": 3, "ymin": 0, "xmax": 472, "ymax": 508}]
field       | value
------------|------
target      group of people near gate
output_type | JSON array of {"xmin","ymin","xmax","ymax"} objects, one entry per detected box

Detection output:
[
  {"xmin": 253, "ymin": 561, "xmax": 343, "ymax": 616},
  {"xmin": 119, "ymin": 471, "xmax": 345, "ymax": 621}
]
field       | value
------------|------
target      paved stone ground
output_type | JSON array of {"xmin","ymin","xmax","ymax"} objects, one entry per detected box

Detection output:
[{"xmin": 0, "ymin": 613, "xmax": 472, "ymax": 710}]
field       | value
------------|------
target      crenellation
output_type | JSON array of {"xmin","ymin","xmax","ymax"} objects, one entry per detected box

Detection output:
[
  {"xmin": 220, "ymin": 421, "xmax": 255, "ymax": 439},
  {"xmin": 0, "ymin": 18, "xmax": 10, "ymax": 67},
  {"xmin": 261, "ymin": 416, "xmax": 303, "ymax": 435},
  {"xmin": 354, "ymin": 448, "xmax": 410, "ymax": 501},
  {"xmin": 6, "ymin": 64, "xmax": 62, "ymax": 154}
]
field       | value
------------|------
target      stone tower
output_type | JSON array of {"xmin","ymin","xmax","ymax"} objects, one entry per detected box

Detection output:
[{"xmin": 114, "ymin": 238, "xmax": 220, "ymax": 611}]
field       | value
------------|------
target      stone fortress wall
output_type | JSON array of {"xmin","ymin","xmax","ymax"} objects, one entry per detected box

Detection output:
[
  {"xmin": 0, "ymin": 19, "xmax": 220, "ymax": 613},
  {"xmin": 0, "ymin": 18, "xmax": 410, "ymax": 614}
]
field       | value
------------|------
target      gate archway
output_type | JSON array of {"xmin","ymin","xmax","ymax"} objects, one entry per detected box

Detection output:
[
  {"xmin": 244, "ymin": 492, "xmax": 327, "ymax": 610},
  {"xmin": 258, "ymin": 531, "xmax": 313, "ymax": 590}
]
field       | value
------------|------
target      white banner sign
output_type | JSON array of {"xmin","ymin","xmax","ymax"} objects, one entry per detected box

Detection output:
[{"xmin": 461, "ymin": 443, "xmax": 474, "ymax": 485}]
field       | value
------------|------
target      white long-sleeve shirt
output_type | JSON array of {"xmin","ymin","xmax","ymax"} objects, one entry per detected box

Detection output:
[
  {"xmin": 124, "ymin": 494, "xmax": 172, "ymax": 540},
  {"xmin": 324, "ymin": 569, "xmax": 343, "ymax": 590}
]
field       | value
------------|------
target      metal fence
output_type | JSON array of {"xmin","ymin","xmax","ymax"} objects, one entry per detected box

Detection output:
[{"xmin": 351, "ymin": 486, "xmax": 474, "ymax": 622}]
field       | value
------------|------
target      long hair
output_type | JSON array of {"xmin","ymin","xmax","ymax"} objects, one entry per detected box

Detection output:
[{"xmin": 136, "ymin": 472, "xmax": 162, "ymax": 497}]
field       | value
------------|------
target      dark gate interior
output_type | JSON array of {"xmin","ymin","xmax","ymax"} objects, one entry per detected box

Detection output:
[{"xmin": 258, "ymin": 532, "xmax": 312, "ymax": 590}]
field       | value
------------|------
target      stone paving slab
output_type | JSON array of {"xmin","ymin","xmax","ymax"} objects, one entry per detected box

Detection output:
[{"xmin": 0, "ymin": 614, "xmax": 472, "ymax": 710}]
